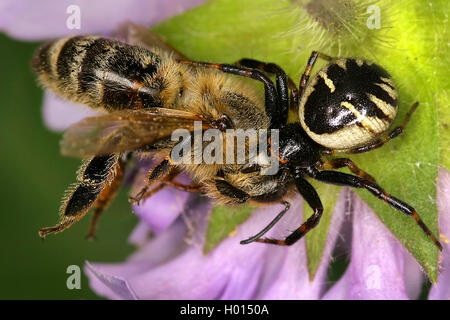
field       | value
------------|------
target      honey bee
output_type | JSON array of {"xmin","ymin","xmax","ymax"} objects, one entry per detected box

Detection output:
[{"xmin": 32, "ymin": 23, "xmax": 441, "ymax": 250}]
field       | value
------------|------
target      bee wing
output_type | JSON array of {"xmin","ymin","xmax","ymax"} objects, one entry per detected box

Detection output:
[
  {"xmin": 61, "ymin": 108, "xmax": 211, "ymax": 157},
  {"xmin": 115, "ymin": 22, "xmax": 188, "ymax": 59}
]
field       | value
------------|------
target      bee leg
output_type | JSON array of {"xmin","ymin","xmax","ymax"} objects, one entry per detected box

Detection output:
[
  {"xmin": 38, "ymin": 154, "xmax": 120, "ymax": 239},
  {"xmin": 255, "ymin": 175, "xmax": 323, "ymax": 246},
  {"xmin": 235, "ymin": 59, "xmax": 298, "ymax": 114},
  {"xmin": 298, "ymin": 51, "xmax": 333, "ymax": 98},
  {"xmin": 325, "ymin": 102, "xmax": 419, "ymax": 155},
  {"xmin": 316, "ymin": 158, "xmax": 376, "ymax": 183},
  {"xmin": 130, "ymin": 157, "xmax": 203, "ymax": 204},
  {"xmin": 130, "ymin": 159, "xmax": 173, "ymax": 204},
  {"xmin": 305, "ymin": 167, "xmax": 443, "ymax": 251},
  {"xmin": 179, "ymin": 60, "xmax": 284, "ymax": 128},
  {"xmin": 86, "ymin": 160, "xmax": 124, "ymax": 240},
  {"xmin": 164, "ymin": 181, "xmax": 204, "ymax": 193},
  {"xmin": 131, "ymin": 184, "xmax": 167, "ymax": 205},
  {"xmin": 214, "ymin": 179, "xmax": 250, "ymax": 203}
]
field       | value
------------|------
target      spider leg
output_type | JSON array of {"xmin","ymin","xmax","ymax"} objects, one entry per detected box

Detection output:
[
  {"xmin": 235, "ymin": 58, "xmax": 294, "ymax": 117},
  {"xmin": 240, "ymin": 200, "xmax": 291, "ymax": 244},
  {"xmin": 179, "ymin": 60, "xmax": 286, "ymax": 128},
  {"xmin": 298, "ymin": 51, "xmax": 333, "ymax": 98},
  {"xmin": 324, "ymin": 102, "xmax": 419, "ymax": 155},
  {"xmin": 214, "ymin": 177, "xmax": 291, "ymax": 244},
  {"xmin": 306, "ymin": 167, "xmax": 443, "ymax": 251},
  {"xmin": 255, "ymin": 175, "xmax": 323, "ymax": 246},
  {"xmin": 316, "ymin": 158, "xmax": 376, "ymax": 183}
]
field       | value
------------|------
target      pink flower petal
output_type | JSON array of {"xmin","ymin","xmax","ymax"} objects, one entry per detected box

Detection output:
[
  {"xmin": 85, "ymin": 261, "xmax": 138, "ymax": 300},
  {"xmin": 323, "ymin": 193, "xmax": 410, "ymax": 300},
  {"xmin": 86, "ymin": 190, "xmax": 349, "ymax": 300},
  {"xmin": 429, "ymin": 168, "xmax": 450, "ymax": 300},
  {"xmin": 85, "ymin": 198, "xmax": 292, "ymax": 299},
  {"xmin": 132, "ymin": 175, "xmax": 191, "ymax": 235},
  {"xmin": 42, "ymin": 91, "xmax": 102, "ymax": 132},
  {"xmin": 403, "ymin": 249, "xmax": 424, "ymax": 300},
  {"xmin": 257, "ymin": 190, "xmax": 348, "ymax": 299},
  {"xmin": 127, "ymin": 221, "xmax": 151, "ymax": 246},
  {"xmin": 0, "ymin": 0, "xmax": 208, "ymax": 40},
  {"xmin": 86, "ymin": 218, "xmax": 190, "ymax": 299}
]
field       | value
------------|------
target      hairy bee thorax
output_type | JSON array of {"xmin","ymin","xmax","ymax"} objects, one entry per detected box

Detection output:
[
  {"xmin": 183, "ymin": 70, "xmax": 269, "ymax": 131},
  {"xmin": 32, "ymin": 36, "xmax": 187, "ymax": 111},
  {"xmin": 298, "ymin": 58, "xmax": 398, "ymax": 150}
]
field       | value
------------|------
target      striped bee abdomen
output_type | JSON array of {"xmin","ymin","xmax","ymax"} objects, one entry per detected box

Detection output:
[
  {"xmin": 298, "ymin": 58, "xmax": 398, "ymax": 150},
  {"xmin": 32, "ymin": 36, "xmax": 186, "ymax": 111}
]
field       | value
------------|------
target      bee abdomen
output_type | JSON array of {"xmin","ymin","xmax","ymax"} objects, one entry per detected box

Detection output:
[
  {"xmin": 32, "ymin": 36, "xmax": 167, "ymax": 111},
  {"xmin": 32, "ymin": 36, "xmax": 97, "ymax": 95}
]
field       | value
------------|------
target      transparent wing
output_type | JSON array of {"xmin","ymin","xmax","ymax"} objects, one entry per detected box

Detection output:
[
  {"xmin": 61, "ymin": 108, "xmax": 210, "ymax": 157},
  {"xmin": 115, "ymin": 22, "xmax": 188, "ymax": 59}
]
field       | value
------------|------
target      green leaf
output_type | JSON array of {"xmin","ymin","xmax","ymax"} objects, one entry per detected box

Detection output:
[
  {"xmin": 409, "ymin": 0, "xmax": 449, "ymax": 170},
  {"xmin": 349, "ymin": 0, "xmax": 443, "ymax": 282},
  {"xmin": 439, "ymin": 92, "xmax": 450, "ymax": 170},
  {"xmin": 304, "ymin": 182, "xmax": 341, "ymax": 280},
  {"xmin": 203, "ymin": 205, "xmax": 254, "ymax": 253},
  {"xmin": 153, "ymin": 0, "xmax": 444, "ymax": 281}
]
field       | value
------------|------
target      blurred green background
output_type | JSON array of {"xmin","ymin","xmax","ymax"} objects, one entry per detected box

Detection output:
[{"xmin": 0, "ymin": 34, "xmax": 138, "ymax": 299}]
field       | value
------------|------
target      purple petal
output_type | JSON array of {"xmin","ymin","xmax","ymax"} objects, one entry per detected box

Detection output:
[
  {"xmin": 132, "ymin": 175, "xmax": 191, "ymax": 235},
  {"xmin": 322, "ymin": 268, "xmax": 351, "ymax": 299},
  {"xmin": 86, "ymin": 190, "xmax": 350, "ymax": 300},
  {"xmin": 323, "ymin": 192, "xmax": 410, "ymax": 300},
  {"xmin": 43, "ymin": 91, "xmax": 101, "ymax": 132},
  {"xmin": 87, "ymin": 199, "xmax": 228, "ymax": 300},
  {"xmin": 256, "ymin": 189, "xmax": 348, "ymax": 300},
  {"xmin": 127, "ymin": 221, "xmax": 151, "ymax": 246},
  {"xmin": 428, "ymin": 168, "xmax": 450, "ymax": 300},
  {"xmin": 403, "ymin": 250, "xmax": 424, "ymax": 300},
  {"xmin": 86, "ymin": 218, "xmax": 190, "ymax": 299},
  {"xmin": 0, "ymin": 0, "xmax": 208, "ymax": 40},
  {"xmin": 88, "ymin": 197, "xmax": 318, "ymax": 299},
  {"xmin": 85, "ymin": 261, "xmax": 138, "ymax": 300}
]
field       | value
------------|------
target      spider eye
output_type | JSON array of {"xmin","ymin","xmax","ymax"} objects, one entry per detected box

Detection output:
[{"xmin": 298, "ymin": 58, "xmax": 398, "ymax": 150}]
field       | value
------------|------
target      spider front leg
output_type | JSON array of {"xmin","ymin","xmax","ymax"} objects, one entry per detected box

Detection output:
[
  {"xmin": 235, "ymin": 58, "xmax": 294, "ymax": 116},
  {"xmin": 305, "ymin": 167, "xmax": 443, "ymax": 251},
  {"xmin": 316, "ymin": 158, "xmax": 376, "ymax": 183},
  {"xmin": 213, "ymin": 178, "xmax": 293, "ymax": 244},
  {"xmin": 240, "ymin": 201, "xmax": 291, "ymax": 244},
  {"xmin": 255, "ymin": 175, "xmax": 324, "ymax": 246},
  {"xmin": 298, "ymin": 51, "xmax": 333, "ymax": 98},
  {"xmin": 179, "ymin": 60, "xmax": 286, "ymax": 128}
]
